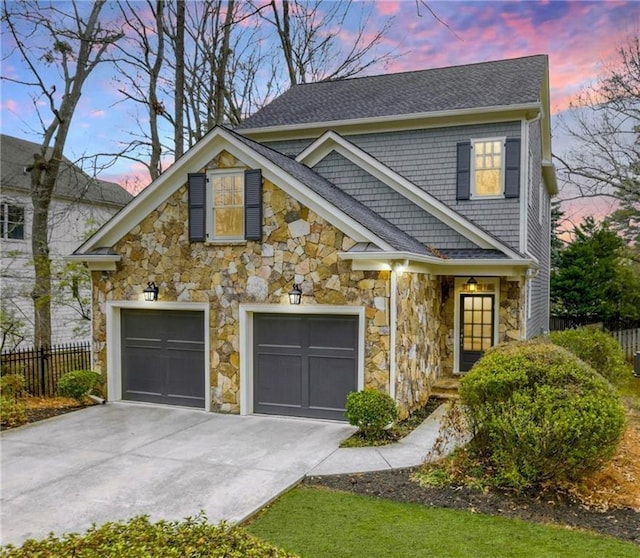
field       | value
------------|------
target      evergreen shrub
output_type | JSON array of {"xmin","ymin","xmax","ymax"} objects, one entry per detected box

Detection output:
[
  {"xmin": 345, "ymin": 390, "xmax": 398, "ymax": 439},
  {"xmin": 460, "ymin": 341, "xmax": 625, "ymax": 490}
]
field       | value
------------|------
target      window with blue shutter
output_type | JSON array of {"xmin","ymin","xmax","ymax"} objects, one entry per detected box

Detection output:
[{"xmin": 188, "ymin": 168, "xmax": 262, "ymax": 242}]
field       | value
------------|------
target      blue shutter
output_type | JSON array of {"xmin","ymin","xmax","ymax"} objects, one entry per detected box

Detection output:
[
  {"xmin": 244, "ymin": 169, "xmax": 262, "ymax": 241},
  {"xmin": 188, "ymin": 172, "xmax": 206, "ymax": 242},
  {"xmin": 456, "ymin": 142, "xmax": 471, "ymax": 200},
  {"xmin": 504, "ymin": 138, "xmax": 521, "ymax": 198}
]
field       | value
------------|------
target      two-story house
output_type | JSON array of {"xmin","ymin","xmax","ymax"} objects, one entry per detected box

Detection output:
[
  {"xmin": 0, "ymin": 134, "xmax": 133, "ymax": 348},
  {"xmin": 70, "ymin": 55, "xmax": 556, "ymax": 420}
]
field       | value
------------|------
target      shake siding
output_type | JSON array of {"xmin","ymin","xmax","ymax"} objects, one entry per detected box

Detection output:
[
  {"xmin": 312, "ymin": 151, "xmax": 478, "ymax": 250},
  {"xmin": 262, "ymin": 139, "xmax": 313, "ymax": 157},
  {"xmin": 525, "ymin": 120, "xmax": 550, "ymax": 336},
  {"xmin": 346, "ymin": 122, "xmax": 523, "ymax": 250}
]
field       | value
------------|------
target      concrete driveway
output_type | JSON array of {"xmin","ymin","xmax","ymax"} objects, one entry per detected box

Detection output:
[{"xmin": 0, "ymin": 403, "xmax": 354, "ymax": 546}]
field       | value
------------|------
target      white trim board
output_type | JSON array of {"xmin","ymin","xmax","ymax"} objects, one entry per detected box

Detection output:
[{"xmin": 239, "ymin": 304, "xmax": 366, "ymax": 416}]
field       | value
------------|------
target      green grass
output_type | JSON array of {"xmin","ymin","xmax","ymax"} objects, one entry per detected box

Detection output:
[{"xmin": 246, "ymin": 487, "xmax": 639, "ymax": 558}]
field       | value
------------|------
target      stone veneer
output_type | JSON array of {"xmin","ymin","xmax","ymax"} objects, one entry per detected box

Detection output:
[
  {"xmin": 394, "ymin": 271, "xmax": 442, "ymax": 418},
  {"xmin": 92, "ymin": 150, "xmax": 410, "ymax": 414}
]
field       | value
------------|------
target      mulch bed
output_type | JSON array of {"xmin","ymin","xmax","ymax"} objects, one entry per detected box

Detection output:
[{"xmin": 304, "ymin": 467, "xmax": 640, "ymax": 544}]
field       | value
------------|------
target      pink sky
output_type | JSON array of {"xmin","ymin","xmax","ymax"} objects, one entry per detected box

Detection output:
[{"xmin": 1, "ymin": 0, "xmax": 637, "ymax": 222}]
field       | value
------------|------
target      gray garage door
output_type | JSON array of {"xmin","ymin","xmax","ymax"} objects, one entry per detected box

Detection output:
[
  {"xmin": 121, "ymin": 309, "xmax": 205, "ymax": 408},
  {"xmin": 254, "ymin": 313, "xmax": 358, "ymax": 421}
]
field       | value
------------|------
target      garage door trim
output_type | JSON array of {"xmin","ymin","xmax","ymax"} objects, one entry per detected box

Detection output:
[
  {"xmin": 239, "ymin": 304, "xmax": 365, "ymax": 416},
  {"xmin": 106, "ymin": 301, "xmax": 210, "ymax": 411}
]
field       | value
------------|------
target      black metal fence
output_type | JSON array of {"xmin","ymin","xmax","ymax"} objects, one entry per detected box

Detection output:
[{"xmin": 0, "ymin": 342, "xmax": 91, "ymax": 397}]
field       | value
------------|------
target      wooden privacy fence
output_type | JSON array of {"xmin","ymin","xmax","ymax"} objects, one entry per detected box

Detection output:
[
  {"xmin": 0, "ymin": 342, "xmax": 91, "ymax": 397},
  {"xmin": 611, "ymin": 328, "xmax": 640, "ymax": 362}
]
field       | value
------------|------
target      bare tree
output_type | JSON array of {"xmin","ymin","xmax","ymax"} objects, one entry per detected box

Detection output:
[
  {"xmin": 555, "ymin": 34, "xmax": 640, "ymax": 257},
  {"xmin": 1, "ymin": 0, "xmax": 123, "ymax": 347},
  {"xmin": 259, "ymin": 0, "xmax": 397, "ymax": 86}
]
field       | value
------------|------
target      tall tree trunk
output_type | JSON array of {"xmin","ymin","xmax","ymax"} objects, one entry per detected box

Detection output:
[
  {"xmin": 174, "ymin": 0, "xmax": 185, "ymax": 158},
  {"xmin": 214, "ymin": 0, "xmax": 235, "ymax": 125}
]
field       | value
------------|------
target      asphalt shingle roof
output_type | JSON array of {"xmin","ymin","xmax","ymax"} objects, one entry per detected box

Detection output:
[
  {"xmin": 238, "ymin": 55, "xmax": 547, "ymax": 129},
  {"xmin": 1, "ymin": 134, "xmax": 133, "ymax": 207},
  {"xmin": 226, "ymin": 128, "xmax": 433, "ymax": 255}
]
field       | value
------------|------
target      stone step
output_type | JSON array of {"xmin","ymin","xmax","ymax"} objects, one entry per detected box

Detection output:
[{"xmin": 431, "ymin": 377, "xmax": 462, "ymax": 400}]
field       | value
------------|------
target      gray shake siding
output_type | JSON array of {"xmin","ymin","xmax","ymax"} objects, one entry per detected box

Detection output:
[
  {"xmin": 312, "ymin": 151, "xmax": 478, "ymax": 251},
  {"xmin": 264, "ymin": 122, "xmax": 523, "ymax": 252},
  {"xmin": 524, "ymin": 120, "xmax": 550, "ymax": 336}
]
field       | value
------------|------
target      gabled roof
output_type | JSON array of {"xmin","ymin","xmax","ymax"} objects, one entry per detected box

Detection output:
[
  {"xmin": 73, "ymin": 126, "xmax": 433, "ymax": 258},
  {"xmin": 0, "ymin": 134, "xmax": 132, "ymax": 208},
  {"xmin": 295, "ymin": 130, "xmax": 524, "ymax": 259},
  {"xmin": 238, "ymin": 55, "xmax": 547, "ymax": 130}
]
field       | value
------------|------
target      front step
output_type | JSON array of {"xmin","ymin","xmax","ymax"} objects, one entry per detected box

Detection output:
[{"xmin": 431, "ymin": 377, "xmax": 461, "ymax": 400}]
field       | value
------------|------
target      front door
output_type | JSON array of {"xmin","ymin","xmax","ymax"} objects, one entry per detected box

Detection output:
[{"xmin": 459, "ymin": 294, "xmax": 495, "ymax": 372}]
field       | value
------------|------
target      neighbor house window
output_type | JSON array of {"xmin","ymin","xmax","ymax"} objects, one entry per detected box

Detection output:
[
  {"xmin": 210, "ymin": 170, "xmax": 244, "ymax": 240},
  {"xmin": 0, "ymin": 203, "xmax": 25, "ymax": 240},
  {"xmin": 472, "ymin": 139, "xmax": 503, "ymax": 197}
]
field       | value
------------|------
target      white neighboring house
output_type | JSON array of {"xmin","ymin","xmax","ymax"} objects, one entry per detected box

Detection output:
[{"xmin": 0, "ymin": 134, "xmax": 133, "ymax": 349}]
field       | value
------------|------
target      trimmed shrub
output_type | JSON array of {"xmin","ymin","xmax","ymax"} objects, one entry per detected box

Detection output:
[
  {"xmin": 460, "ymin": 341, "xmax": 625, "ymax": 490},
  {"xmin": 0, "ymin": 374, "xmax": 27, "ymax": 428},
  {"xmin": 345, "ymin": 390, "xmax": 398, "ymax": 439},
  {"xmin": 0, "ymin": 373, "xmax": 26, "ymax": 399},
  {"xmin": 57, "ymin": 370, "xmax": 101, "ymax": 401},
  {"xmin": 0, "ymin": 514, "xmax": 297, "ymax": 557},
  {"xmin": 549, "ymin": 327, "xmax": 628, "ymax": 384}
]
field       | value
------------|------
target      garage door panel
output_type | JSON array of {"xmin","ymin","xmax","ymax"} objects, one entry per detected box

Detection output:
[
  {"xmin": 308, "ymin": 316, "xmax": 358, "ymax": 350},
  {"xmin": 255, "ymin": 316, "xmax": 303, "ymax": 347},
  {"xmin": 308, "ymin": 355, "xmax": 357, "ymax": 411},
  {"xmin": 121, "ymin": 310, "xmax": 205, "ymax": 409},
  {"xmin": 253, "ymin": 313, "xmax": 358, "ymax": 420},
  {"xmin": 255, "ymin": 353, "xmax": 302, "ymax": 409}
]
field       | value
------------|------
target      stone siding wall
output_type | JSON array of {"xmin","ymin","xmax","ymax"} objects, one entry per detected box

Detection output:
[
  {"xmin": 395, "ymin": 272, "xmax": 442, "ymax": 418},
  {"xmin": 92, "ymin": 151, "xmax": 393, "ymax": 413}
]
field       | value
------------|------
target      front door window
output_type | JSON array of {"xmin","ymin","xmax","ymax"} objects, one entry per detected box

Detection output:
[{"xmin": 459, "ymin": 294, "xmax": 495, "ymax": 372}]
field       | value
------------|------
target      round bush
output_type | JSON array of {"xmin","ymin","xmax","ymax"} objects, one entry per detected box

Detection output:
[
  {"xmin": 460, "ymin": 341, "xmax": 625, "ymax": 490},
  {"xmin": 345, "ymin": 390, "xmax": 398, "ymax": 439},
  {"xmin": 57, "ymin": 369, "xmax": 102, "ymax": 401},
  {"xmin": 549, "ymin": 327, "xmax": 628, "ymax": 384}
]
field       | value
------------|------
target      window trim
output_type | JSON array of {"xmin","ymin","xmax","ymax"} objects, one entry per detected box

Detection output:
[
  {"xmin": 206, "ymin": 168, "xmax": 245, "ymax": 242},
  {"xmin": 470, "ymin": 137, "xmax": 506, "ymax": 199},
  {"xmin": 0, "ymin": 202, "xmax": 26, "ymax": 241}
]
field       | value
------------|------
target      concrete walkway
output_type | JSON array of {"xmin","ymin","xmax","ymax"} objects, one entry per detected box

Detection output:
[
  {"xmin": 1, "ymin": 402, "xmax": 453, "ymax": 547},
  {"xmin": 311, "ymin": 402, "xmax": 450, "ymax": 475}
]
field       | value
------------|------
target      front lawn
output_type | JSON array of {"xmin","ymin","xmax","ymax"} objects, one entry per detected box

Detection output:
[{"xmin": 246, "ymin": 487, "xmax": 639, "ymax": 558}]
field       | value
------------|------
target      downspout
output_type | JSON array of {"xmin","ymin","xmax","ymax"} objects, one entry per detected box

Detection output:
[{"xmin": 389, "ymin": 267, "xmax": 398, "ymax": 400}]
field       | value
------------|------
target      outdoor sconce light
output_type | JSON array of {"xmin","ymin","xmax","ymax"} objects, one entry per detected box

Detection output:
[
  {"xmin": 288, "ymin": 283, "xmax": 302, "ymax": 305},
  {"xmin": 143, "ymin": 281, "xmax": 159, "ymax": 301},
  {"xmin": 466, "ymin": 277, "xmax": 478, "ymax": 293}
]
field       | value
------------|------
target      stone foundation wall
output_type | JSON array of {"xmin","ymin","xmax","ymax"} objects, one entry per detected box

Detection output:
[
  {"xmin": 92, "ymin": 151, "xmax": 391, "ymax": 413},
  {"xmin": 394, "ymin": 272, "xmax": 442, "ymax": 419}
]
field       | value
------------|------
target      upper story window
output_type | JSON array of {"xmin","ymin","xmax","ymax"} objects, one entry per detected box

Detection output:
[
  {"xmin": 456, "ymin": 137, "xmax": 521, "ymax": 201},
  {"xmin": 210, "ymin": 170, "xmax": 244, "ymax": 240},
  {"xmin": 472, "ymin": 139, "xmax": 503, "ymax": 197},
  {"xmin": 0, "ymin": 202, "xmax": 25, "ymax": 240},
  {"xmin": 187, "ymin": 168, "xmax": 262, "ymax": 243}
]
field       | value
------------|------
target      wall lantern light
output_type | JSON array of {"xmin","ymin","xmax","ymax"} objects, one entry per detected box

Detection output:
[
  {"xmin": 288, "ymin": 283, "xmax": 302, "ymax": 305},
  {"xmin": 143, "ymin": 281, "xmax": 159, "ymax": 301},
  {"xmin": 466, "ymin": 277, "xmax": 478, "ymax": 293}
]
